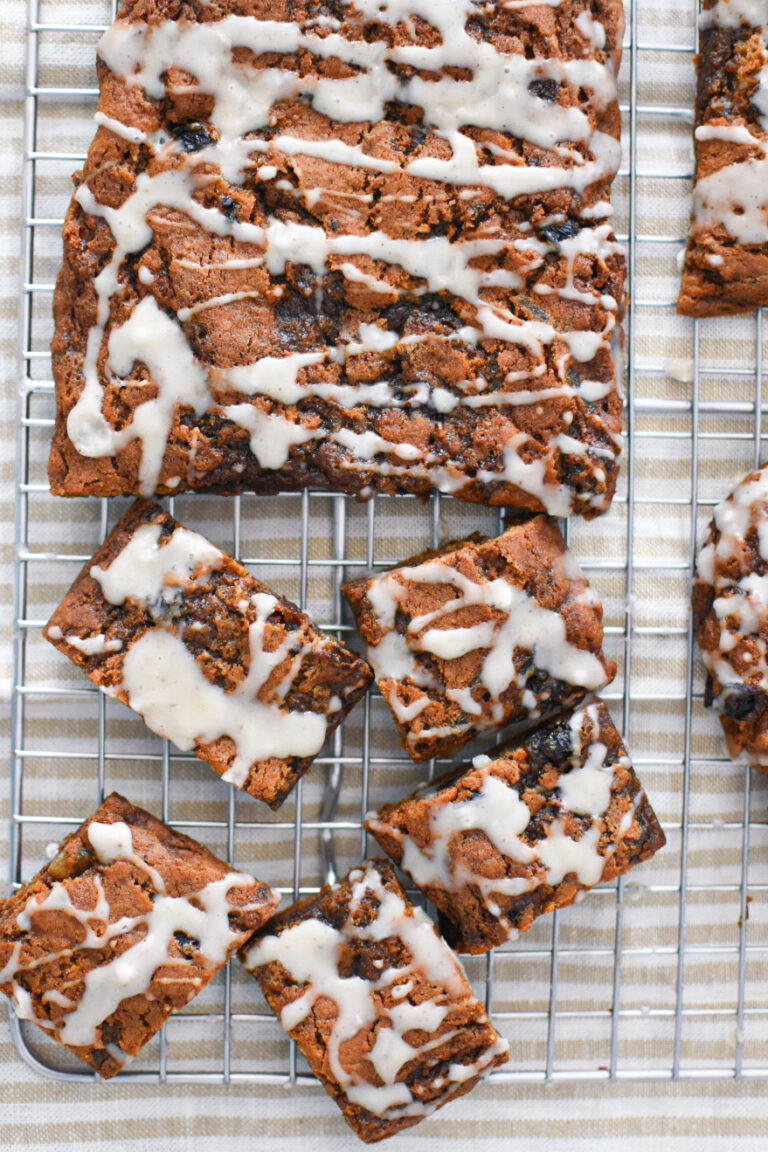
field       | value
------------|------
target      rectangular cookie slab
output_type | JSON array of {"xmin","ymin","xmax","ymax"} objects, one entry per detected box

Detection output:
[
  {"xmin": 366, "ymin": 702, "xmax": 665, "ymax": 953},
  {"xmin": 342, "ymin": 516, "xmax": 615, "ymax": 763},
  {"xmin": 43, "ymin": 500, "xmax": 373, "ymax": 808},
  {"xmin": 50, "ymin": 0, "xmax": 625, "ymax": 518},
  {"xmin": 241, "ymin": 858, "xmax": 508, "ymax": 1143},
  {"xmin": 0, "ymin": 792, "xmax": 279, "ymax": 1078},
  {"xmin": 678, "ymin": 0, "xmax": 768, "ymax": 316}
]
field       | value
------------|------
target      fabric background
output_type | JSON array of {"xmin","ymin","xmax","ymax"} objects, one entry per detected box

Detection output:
[{"xmin": 2, "ymin": 0, "xmax": 768, "ymax": 1146}]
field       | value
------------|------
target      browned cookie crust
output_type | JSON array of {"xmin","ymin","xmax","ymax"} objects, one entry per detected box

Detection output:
[
  {"xmin": 693, "ymin": 464, "xmax": 768, "ymax": 772},
  {"xmin": 241, "ymin": 858, "xmax": 508, "ymax": 1142},
  {"xmin": 0, "ymin": 792, "xmax": 279, "ymax": 1078},
  {"xmin": 50, "ymin": 0, "xmax": 625, "ymax": 517},
  {"xmin": 366, "ymin": 702, "xmax": 665, "ymax": 954},
  {"xmin": 342, "ymin": 516, "xmax": 615, "ymax": 763},
  {"xmin": 678, "ymin": 1, "xmax": 768, "ymax": 316},
  {"xmin": 43, "ymin": 500, "xmax": 372, "ymax": 808}
]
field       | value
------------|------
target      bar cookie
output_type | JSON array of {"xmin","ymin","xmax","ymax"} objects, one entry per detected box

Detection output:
[
  {"xmin": 366, "ymin": 702, "xmax": 665, "ymax": 953},
  {"xmin": 693, "ymin": 463, "xmax": 768, "ymax": 770},
  {"xmin": 242, "ymin": 859, "xmax": 508, "ymax": 1141},
  {"xmin": 678, "ymin": 0, "xmax": 768, "ymax": 315},
  {"xmin": 342, "ymin": 517, "xmax": 615, "ymax": 762},
  {"xmin": 0, "ymin": 793, "xmax": 279, "ymax": 1078},
  {"xmin": 44, "ymin": 500, "xmax": 372, "ymax": 808},
  {"xmin": 51, "ymin": 0, "xmax": 625, "ymax": 517}
]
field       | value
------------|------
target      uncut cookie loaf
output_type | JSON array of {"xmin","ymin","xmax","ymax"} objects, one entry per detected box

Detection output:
[
  {"xmin": 43, "ymin": 500, "xmax": 372, "ymax": 808},
  {"xmin": 693, "ymin": 463, "xmax": 768, "ymax": 771},
  {"xmin": 242, "ymin": 858, "xmax": 509, "ymax": 1142},
  {"xmin": 678, "ymin": 0, "xmax": 768, "ymax": 316},
  {"xmin": 342, "ymin": 516, "xmax": 615, "ymax": 763},
  {"xmin": 366, "ymin": 702, "xmax": 665, "ymax": 954},
  {"xmin": 50, "ymin": 0, "xmax": 625, "ymax": 517},
  {"xmin": 0, "ymin": 792, "xmax": 279, "ymax": 1078}
]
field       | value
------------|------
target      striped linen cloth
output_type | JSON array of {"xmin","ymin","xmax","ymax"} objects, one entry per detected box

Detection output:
[{"xmin": 2, "ymin": 0, "xmax": 768, "ymax": 1146}]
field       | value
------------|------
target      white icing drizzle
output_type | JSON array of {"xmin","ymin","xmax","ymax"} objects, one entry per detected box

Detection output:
[
  {"xmin": 2, "ymin": 820, "xmax": 268, "ymax": 1054},
  {"xmin": 62, "ymin": 633, "xmax": 123, "ymax": 656},
  {"xmin": 244, "ymin": 862, "xmax": 508, "ymax": 1117},
  {"xmin": 575, "ymin": 9, "xmax": 607, "ymax": 51},
  {"xmin": 693, "ymin": 154, "xmax": 768, "ymax": 247},
  {"xmin": 64, "ymin": 0, "xmax": 623, "ymax": 507},
  {"xmin": 218, "ymin": 352, "xmax": 327, "ymax": 399},
  {"xmin": 361, "ymin": 545, "xmax": 608, "ymax": 748},
  {"xmin": 87, "ymin": 820, "xmax": 167, "ymax": 893},
  {"xmin": 333, "ymin": 427, "xmax": 424, "ymax": 462},
  {"xmin": 558, "ymin": 713, "xmax": 612, "ymax": 815},
  {"xmin": 696, "ymin": 466, "xmax": 768, "ymax": 747},
  {"xmin": 70, "ymin": 294, "xmax": 211, "ymax": 496},
  {"xmin": 54, "ymin": 520, "xmax": 225, "ymax": 657},
  {"xmin": 478, "ymin": 430, "xmax": 572, "ymax": 516},
  {"xmin": 700, "ymin": 0, "xmax": 768, "ymax": 28},
  {"xmin": 691, "ymin": 21, "xmax": 768, "ymax": 247},
  {"xmin": 221, "ymin": 404, "xmax": 323, "ymax": 468},
  {"xmin": 94, "ymin": 110, "xmax": 147, "ymax": 144},
  {"xmin": 99, "ymin": 7, "xmax": 617, "ymax": 151},
  {"xmin": 753, "ymin": 49, "xmax": 768, "ymax": 129},
  {"xmin": 91, "ymin": 520, "xmax": 223, "ymax": 607},
  {"xmin": 119, "ymin": 620, "xmax": 327, "ymax": 786},
  {"xmin": 366, "ymin": 703, "xmax": 637, "ymax": 938},
  {"xmin": 42, "ymin": 989, "xmax": 75, "ymax": 1009},
  {"xmin": 369, "ymin": 630, "xmax": 419, "ymax": 683}
]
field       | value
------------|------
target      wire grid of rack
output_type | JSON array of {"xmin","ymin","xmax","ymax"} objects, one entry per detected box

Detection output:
[{"xmin": 9, "ymin": 0, "xmax": 768, "ymax": 1089}]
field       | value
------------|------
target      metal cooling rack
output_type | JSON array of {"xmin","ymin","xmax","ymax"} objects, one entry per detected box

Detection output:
[{"xmin": 10, "ymin": 0, "xmax": 768, "ymax": 1088}]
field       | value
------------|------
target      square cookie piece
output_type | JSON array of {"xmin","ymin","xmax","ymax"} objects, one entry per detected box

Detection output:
[
  {"xmin": 241, "ymin": 859, "xmax": 508, "ymax": 1143},
  {"xmin": 44, "ymin": 500, "xmax": 372, "ymax": 808},
  {"xmin": 366, "ymin": 702, "xmax": 665, "ymax": 953},
  {"xmin": 0, "ymin": 792, "xmax": 279, "ymax": 1078},
  {"xmin": 342, "ymin": 517, "xmax": 615, "ymax": 762}
]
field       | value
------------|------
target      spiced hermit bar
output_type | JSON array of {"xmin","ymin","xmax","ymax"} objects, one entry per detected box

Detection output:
[
  {"xmin": 366, "ymin": 702, "xmax": 665, "ymax": 954},
  {"xmin": 693, "ymin": 463, "xmax": 768, "ymax": 772},
  {"xmin": 242, "ymin": 859, "xmax": 509, "ymax": 1142},
  {"xmin": 0, "ymin": 793, "xmax": 279, "ymax": 1078},
  {"xmin": 342, "ymin": 517, "xmax": 615, "ymax": 763},
  {"xmin": 43, "ymin": 501, "xmax": 372, "ymax": 808},
  {"xmin": 678, "ymin": 0, "xmax": 768, "ymax": 316},
  {"xmin": 50, "ymin": 0, "xmax": 625, "ymax": 517}
]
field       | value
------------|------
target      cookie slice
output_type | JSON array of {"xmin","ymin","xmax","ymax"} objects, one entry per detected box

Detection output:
[
  {"xmin": 44, "ymin": 500, "xmax": 372, "ymax": 808},
  {"xmin": 693, "ymin": 464, "xmax": 768, "ymax": 770},
  {"xmin": 366, "ymin": 701, "xmax": 665, "ymax": 953},
  {"xmin": 0, "ymin": 793, "xmax": 279, "ymax": 1078},
  {"xmin": 241, "ymin": 859, "xmax": 508, "ymax": 1142},
  {"xmin": 678, "ymin": 0, "xmax": 768, "ymax": 315},
  {"xmin": 342, "ymin": 516, "xmax": 615, "ymax": 763}
]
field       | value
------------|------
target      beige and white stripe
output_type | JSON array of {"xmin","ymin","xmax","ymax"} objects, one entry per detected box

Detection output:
[{"xmin": 3, "ymin": 0, "xmax": 768, "ymax": 1145}]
